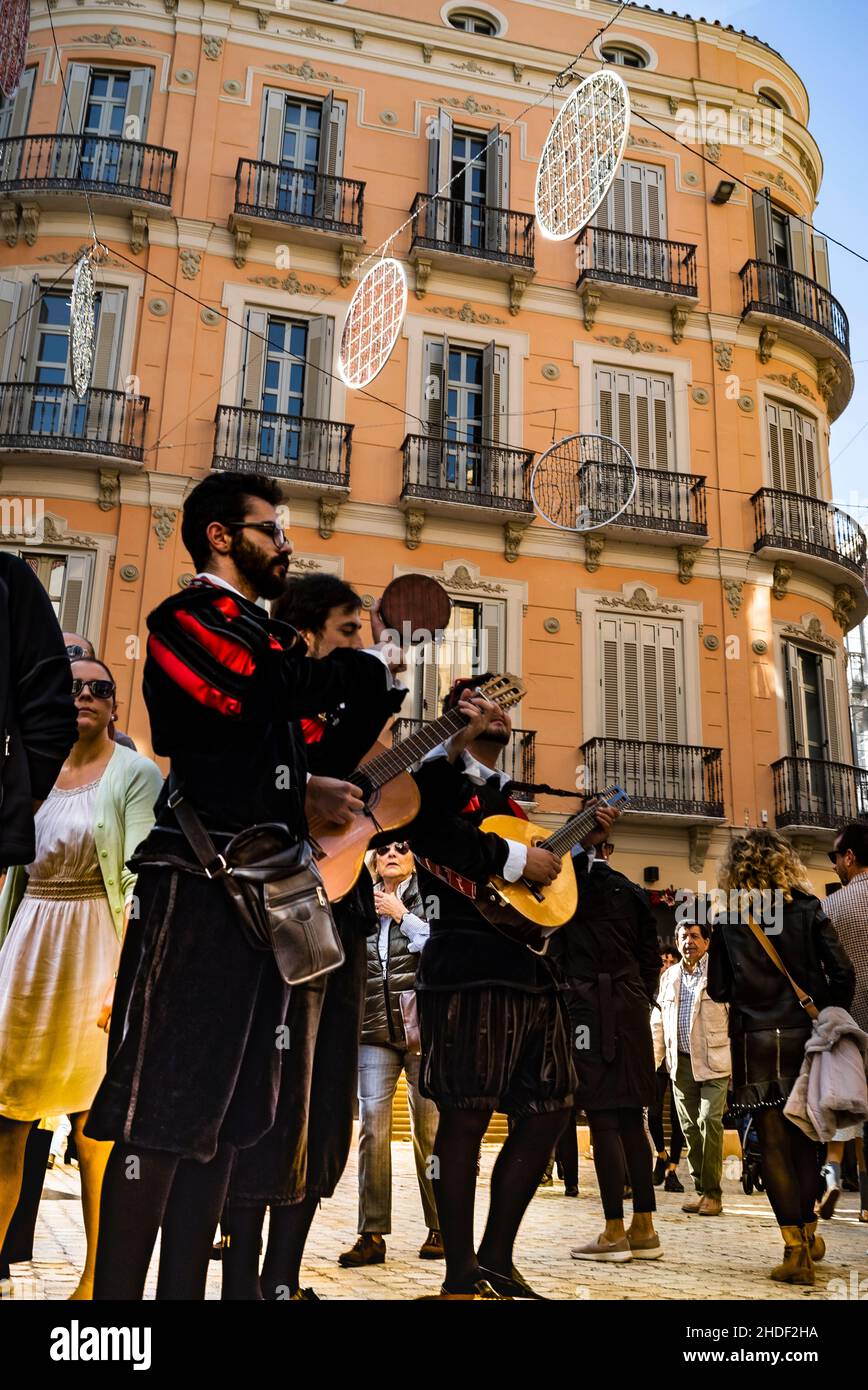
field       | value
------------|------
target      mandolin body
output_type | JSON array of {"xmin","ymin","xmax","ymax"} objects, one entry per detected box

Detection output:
[
  {"xmin": 477, "ymin": 814, "xmax": 578, "ymax": 933},
  {"xmin": 307, "ymin": 739, "xmax": 421, "ymax": 902}
]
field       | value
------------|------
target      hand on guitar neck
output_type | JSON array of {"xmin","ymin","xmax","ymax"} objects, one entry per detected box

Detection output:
[
  {"xmin": 443, "ymin": 693, "xmax": 504, "ymax": 764},
  {"xmin": 580, "ymin": 801, "xmax": 619, "ymax": 851}
]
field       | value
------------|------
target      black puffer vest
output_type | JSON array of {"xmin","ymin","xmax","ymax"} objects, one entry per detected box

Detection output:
[{"xmin": 362, "ymin": 873, "xmax": 426, "ymax": 1047}]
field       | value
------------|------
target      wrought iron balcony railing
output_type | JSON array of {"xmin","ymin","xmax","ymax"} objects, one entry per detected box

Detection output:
[
  {"xmin": 740, "ymin": 260, "xmax": 850, "ymax": 360},
  {"xmin": 0, "ymin": 134, "xmax": 175, "ymax": 205},
  {"xmin": 409, "ymin": 193, "xmax": 535, "ymax": 267},
  {"xmin": 234, "ymin": 160, "xmax": 364, "ymax": 237},
  {"xmin": 576, "ymin": 227, "xmax": 698, "ymax": 297},
  {"xmin": 0, "ymin": 382, "xmax": 147, "ymax": 461},
  {"xmin": 578, "ymin": 460, "xmax": 707, "ymax": 536},
  {"xmin": 393, "ymin": 718, "xmax": 536, "ymax": 785},
  {"xmin": 213, "ymin": 405, "xmax": 352, "ymax": 488},
  {"xmin": 401, "ymin": 433, "xmax": 533, "ymax": 513},
  {"xmin": 772, "ymin": 756, "xmax": 868, "ymax": 830},
  {"xmin": 580, "ymin": 738, "xmax": 725, "ymax": 818},
  {"xmin": 752, "ymin": 487, "xmax": 867, "ymax": 578}
]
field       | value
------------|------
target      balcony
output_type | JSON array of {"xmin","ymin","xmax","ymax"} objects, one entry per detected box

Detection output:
[
  {"xmin": 740, "ymin": 260, "xmax": 853, "ymax": 419},
  {"xmin": 751, "ymin": 488, "xmax": 868, "ymax": 621},
  {"xmin": 575, "ymin": 227, "xmax": 698, "ymax": 324},
  {"xmin": 393, "ymin": 718, "xmax": 536, "ymax": 785},
  {"xmin": 0, "ymin": 134, "xmax": 175, "ymax": 224},
  {"xmin": 0, "ymin": 383, "xmax": 147, "ymax": 464},
  {"xmin": 230, "ymin": 161, "xmax": 364, "ymax": 254},
  {"xmin": 578, "ymin": 460, "xmax": 708, "ymax": 544},
  {"xmin": 580, "ymin": 737, "xmax": 725, "ymax": 822},
  {"xmin": 401, "ymin": 433, "xmax": 533, "ymax": 521},
  {"xmin": 772, "ymin": 756, "xmax": 868, "ymax": 832},
  {"xmin": 213, "ymin": 405, "xmax": 351, "ymax": 493},
  {"xmin": 408, "ymin": 193, "xmax": 534, "ymax": 289}
]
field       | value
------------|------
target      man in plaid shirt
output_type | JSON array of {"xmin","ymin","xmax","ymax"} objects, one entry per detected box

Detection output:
[{"xmin": 822, "ymin": 821, "xmax": 868, "ymax": 1223}]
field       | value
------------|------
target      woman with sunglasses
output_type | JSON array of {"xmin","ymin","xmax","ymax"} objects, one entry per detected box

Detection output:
[{"xmin": 0, "ymin": 658, "xmax": 162, "ymax": 1298}]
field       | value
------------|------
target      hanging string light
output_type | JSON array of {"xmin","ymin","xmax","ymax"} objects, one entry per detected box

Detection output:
[
  {"xmin": 0, "ymin": 0, "xmax": 31, "ymax": 100},
  {"xmin": 530, "ymin": 433, "xmax": 637, "ymax": 532},
  {"xmin": 337, "ymin": 257, "xmax": 407, "ymax": 390},
  {"xmin": 69, "ymin": 252, "xmax": 97, "ymax": 400},
  {"xmin": 535, "ymin": 69, "xmax": 630, "ymax": 241}
]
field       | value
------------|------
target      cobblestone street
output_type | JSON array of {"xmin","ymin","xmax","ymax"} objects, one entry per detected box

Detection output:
[{"xmin": 9, "ymin": 1134, "xmax": 868, "ymax": 1302}]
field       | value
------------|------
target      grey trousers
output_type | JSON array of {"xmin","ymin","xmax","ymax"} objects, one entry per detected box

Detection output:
[{"xmin": 357, "ymin": 1043, "xmax": 439, "ymax": 1235}]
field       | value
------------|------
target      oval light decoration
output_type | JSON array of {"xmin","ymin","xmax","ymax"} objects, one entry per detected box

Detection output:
[
  {"xmin": 535, "ymin": 69, "xmax": 630, "ymax": 242},
  {"xmin": 0, "ymin": 0, "xmax": 31, "ymax": 100},
  {"xmin": 337, "ymin": 257, "xmax": 407, "ymax": 390}
]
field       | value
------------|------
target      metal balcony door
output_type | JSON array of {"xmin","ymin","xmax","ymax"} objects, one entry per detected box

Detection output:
[
  {"xmin": 27, "ymin": 293, "xmax": 86, "ymax": 439},
  {"xmin": 260, "ymin": 92, "xmax": 322, "ymax": 218},
  {"xmin": 450, "ymin": 130, "xmax": 487, "ymax": 250},
  {"xmin": 599, "ymin": 614, "xmax": 685, "ymax": 804},
  {"xmin": 79, "ymin": 72, "xmax": 130, "ymax": 185},
  {"xmin": 786, "ymin": 643, "xmax": 844, "ymax": 819},
  {"xmin": 445, "ymin": 346, "xmax": 484, "ymax": 491},
  {"xmin": 259, "ymin": 318, "xmax": 308, "ymax": 468}
]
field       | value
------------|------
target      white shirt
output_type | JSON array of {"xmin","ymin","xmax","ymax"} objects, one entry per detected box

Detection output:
[{"xmin": 375, "ymin": 875, "xmax": 429, "ymax": 970}]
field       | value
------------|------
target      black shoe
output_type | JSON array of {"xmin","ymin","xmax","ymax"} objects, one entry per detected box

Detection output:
[
  {"xmin": 478, "ymin": 1265, "xmax": 548, "ymax": 1300},
  {"xmin": 664, "ymin": 1171, "xmax": 685, "ymax": 1193},
  {"xmin": 564, "ymin": 1185, "xmax": 579, "ymax": 1198},
  {"xmin": 653, "ymin": 1155, "xmax": 668, "ymax": 1186},
  {"xmin": 290, "ymin": 1287, "xmax": 321, "ymax": 1300}
]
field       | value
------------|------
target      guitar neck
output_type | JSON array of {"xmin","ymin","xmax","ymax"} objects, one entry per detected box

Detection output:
[
  {"xmin": 357, "ymin": 709, "xmax": 468, "ymax": 790},
  {"xmin": 540, "ymin": 804, "xmax": 603, "ymax": 859}
]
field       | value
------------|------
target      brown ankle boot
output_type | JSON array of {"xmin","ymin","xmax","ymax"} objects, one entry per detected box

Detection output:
[
  {"xmin": 770, "ymin": 1225, "xmax": 814, "ymax": 1285},
  {"xmin": 804, "ymin": 1219, "xmax": 825, "ymax": 1263}
]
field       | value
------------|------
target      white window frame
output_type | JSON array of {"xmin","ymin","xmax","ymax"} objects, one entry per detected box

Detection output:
[
  {"xmin": 756, "ymin": 381, "xmax": 829, "ymax": 502},
  {"xmin": 573, "ymin": 340, "xmax": 692, "ymax": 473}
]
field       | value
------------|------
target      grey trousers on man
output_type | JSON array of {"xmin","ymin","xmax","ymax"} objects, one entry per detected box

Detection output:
[
  {"xmin": 358, "ymin": 1043, "xmax": 439, "ymax": 1235},
  {"xmin": 672, "ymin": 1053, "xmax": 729, "ymax": 1200}
]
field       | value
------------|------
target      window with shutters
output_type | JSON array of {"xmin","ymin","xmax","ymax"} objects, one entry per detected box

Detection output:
[
  {"xmin": 240, "ymin": 309, "xmax": 334, "ymax": 470},
  {"xmin": 426, "ymin": 109, "xmax": 510, "ymax": 251},
  {"xmin": 13, "ymin": 550, "xmax": 95, "ymax": 633},
  {"xmin": 421, "ymin": 335, "xmax": 509, "ymax": 494},
  {"xmin": 0, "ymin": 67, "xmax": 34, "ymax": 142},
  {"xmin": 597, "ymin": 612, "xmax": 686, "ymax": 800},
  {"xmin": 10, "ymin": 287, "xmax": 124, "ymax": 436},
  {"xmin": 764, "ymin": 398, "xmax": 820, "ymax": 497},
  {"xmin": 784, "ymin": 643, "xmax": 843, "ymax": 764},
  {"xmin": 405, "ymin": 597, "xmax": 505, "ymax": 721},
  {"xmin": 259, "ymin": 89, "xmax": 346, "ymax": 222},
  {"xmin": 594, "ymin": 365, "xmax": 673, "ymax": 471},
  {"xmin": 55, "ymin": 66, "xmax": 153, "ymax": 187}
]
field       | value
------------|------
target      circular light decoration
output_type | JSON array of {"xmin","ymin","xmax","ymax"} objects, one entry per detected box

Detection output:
[
  {"xmin": 0, "ymin": 0, "xmax": 30, "ymax": 100},
  {"xmin": 530, "ymin": 433, "xmax": 637, "ymax": 532},
  {"xmin": 535, "ymin": 69, "xmax": 630, "ymax": 241},
  {"xmin": 337, "ymin": 257, "xmax": 407, "ymax": 390},
  {"xmin": 69, "ymin": 254, "xmax": 97, "ymax": 400}
]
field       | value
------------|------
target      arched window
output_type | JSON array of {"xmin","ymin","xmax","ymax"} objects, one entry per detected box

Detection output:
[
  {"xmin": 448, "ymin": 11, "xmax": 498, "ymax": 35},
  {"xmin": 601, "ymin": 44, "xmax": 647, "ymax": 69},
  {"xmin": 757, "ymin": 88, "xmax": 790, "ymax": 115}
]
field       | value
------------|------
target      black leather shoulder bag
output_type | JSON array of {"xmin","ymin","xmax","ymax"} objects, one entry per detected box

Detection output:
[{"xmin": 167, "ymin": 786, "xmax": 344, "ymax": 986}]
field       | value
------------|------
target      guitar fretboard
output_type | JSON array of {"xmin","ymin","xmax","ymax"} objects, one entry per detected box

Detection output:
[
  {"xmin": 539, "ymin": 787, "xmax": 621, "ymax": 858},
  {"xmin": 354, "ymin": 708, "xmax": 468, "ymax": 790}
]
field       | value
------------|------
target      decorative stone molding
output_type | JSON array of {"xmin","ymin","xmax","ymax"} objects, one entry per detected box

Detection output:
[
  {"xmin": 20, "ymin": 204, "xmax": 39, "ymax": 247},
  {"xmin": 97, "ymin": 469, "xmax": 120, "ymax": 512},
  {"xmin": 692, "ymin": 386, "xmax": 710, "ymax": 405},
  {"xmin": 179, "ymin": 249, "xmax": 201, "ymax": 280},
  {"xmin": 379, "ymin": 109, "xmax": 398, "ymax": 125},
  {"xmin": 434, "ymin": 561, "xmax": 506, "ymax": 596},
  {"xmin": 74, "ymin": 28, "xmax": 150, "ymax": 47},
  {"xmin": 599, "ymin": 587, "xmax": 682, "ymax": 615},
  {"xmin": 671, "ymin": 304, "xmax": 689, "ymax": 344},
  {"xmin": 738, "ymin": 394, "xmax": 754, "ymax": 413},
  {"xmin": 595, "ymin": 331, "xmax": 668, "ymax": 355},
  {"xmin": 751, "ymin": 638, "xmax": 769, "ymax": 655},
  {"xmin": 223, "ymin": 79, "xmax": 243, "ymax": 96},
  {"xmin": 703, "ymin": 633, "xmax": 720, "ymax": 650},
  {"xmin": 627, "ymin": 135, "xmax": 661, "ymax": 149},
  {"xmin": 414, "ymin": 257, "xmax": 432, "ymax": 299},
  {"xmin": 667, "ymin": 96, "xmax": 680, "ymax": 115},
  {"xmin": 453, "ymin": 59, "xmax": 495, "ymax": 77},
  {"xmin": 790, "ymin": 836, "xmax": 816, "ymax": 866},
  {"xmin": 580, "ymin": 285, "xmax": 600, "ymax": 332},
  {"xmin": 798, "ymin": 150, "xmax": 818, "ymax": 195},
  {"xmin": 339, "ymin": 243, "xmax": 359, "ymax": 288},
  {"xmin": 202, "ymin": 36, "xmax": 224, "ymax": 60},
  {"xmin": 231, "ymin": 225, "xmax": 252, "ymax": 269},
  {"xmin": 817, "ymin": 359, "xmax": 841, "ymax": 408},
  {"xmin": 175, "ymin": 68, "xmax": 194, "ymax": 84},
  {"xmin": 766, "ymin": 371, "xmax": 815, "ymax": 401},
  {"xmin": 129, "ymin": 210, "xmax": 148, "ymax": 254},
  {"xmin": 404, "ymin": 509, "xmax": 425, "ymax": 551},
  {"xmin": 289, "ymin": 555, "xmax": 327, "ymax": 574},
  {"xmin": 421, "ymin": 44, "xmax": 433, "ymax": 63},
  {"xmin": 287, "ymin": 25, "xmax": 334, "ymax": 44},
  {"xmin": 713, "ymin": 342, "xmax": 733, "ymax": 371},
  {"xmin": 688, "ymin": 825, "xmax": 713, "ymax": 874},
  {"xmin": 723, "ymin": 579, "xmax": 744, "ymax": 616},
  {"xmin": 248, "ymin": 271, "xmax": 330, "ymax": 296},
  {"xmin": 541, "ymin": 363, "xmax": 560, "ymax": 382},
  {"xmin": 352, "ymin": 30, "xmax": 365, "ymax": 49},
  {"xmin": 503, "ymin": 517, "xmax": 530, "ymax": 563},
  {"xmin": 270, "ymin": 61, "xmax": 341, "ymax": 84},
  {"xmin": 758, "ymin": 324, "xmax": 778, "ymax": 364},
  {"xmin": 705, "ymin": 141, "xmax": 720, "ymax": 163},
  {"xmin": 772, "ymin": 561, "xmax": 792, "ymax": 600},
  {"xmin": 164, "ymin": 0, "xmax": 178, "ymax": 11},
  {"xmin": 584, "ymin": 534, "xmax": 604, "ymax": 573},
  {"xmin": 543, "ymin": 617, "xmax": 560, "ymax": 634},
  {"xmin": 833, "ymin": 584, "xmax": 856, "ymax": 631},
  {"xmin": 256, "ymin": 10, "xmax": 268, "ymax": 30},
  {"xmin": 753, "ymin": 168, "xmax": 797, "ymax": 197},
  {"xmin": 512, "ymin": 63, "xmax": 524, "ymax": 83},
  {"xmin": 425, "ymin": 301, "xmax": 505, "ymax": 325},
  {"xmin": 318, "ymin": 497, "xmax": 339, "ymax": 540},
  {"xmin": 508, "ymin": 275, "xmax": 529, "ymax": 317},
  {"xmin": 435, "ymin": 94, "xmax": 507, "ymax": 117},
  {"xmin": 1, "ymin": 206, "xmax": 17, "ymax": 247},
  {"xmin": 200, "ymin": 307, "xmax": 221, "ymax": 326},
  {"xmin": 152, "ymin": 507, "xmax": 177, "ymax": 549},
  {"xmin": 676, "ymin": 545, "xmax": 699, "ymax": 585},
  {"xmin": 781, "ymin": 616, "xmax": 836, "ymax": 652},
  {"xmin": 148, "ymin": 297, "xmax": 170, "ymax": 316},
  {"xmin": 119, "ymin": 564, "xmax": 140, "ymax": 582},
  {"xmin": 37, "ymin": 244, "xmax": 122, "ymax": 269}
]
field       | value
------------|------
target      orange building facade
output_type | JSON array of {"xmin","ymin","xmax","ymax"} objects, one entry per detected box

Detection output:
[{"xmin": 0, "ymin": 0, "xmax": 864, "ymax": 906}]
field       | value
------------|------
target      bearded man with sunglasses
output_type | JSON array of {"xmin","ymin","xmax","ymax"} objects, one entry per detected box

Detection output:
[{"xmin": 86, "ymin": 473, "xmax": 398, "ymax": 1301}]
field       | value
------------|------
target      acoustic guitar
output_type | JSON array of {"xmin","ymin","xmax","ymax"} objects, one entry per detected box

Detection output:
[
  {"xmin": 308, "ymin": 672, "xmax": 527, "ymax": 902},
  {"xmin": 473, "ymin": 784, "xmax": 631, "ymax": 953}
]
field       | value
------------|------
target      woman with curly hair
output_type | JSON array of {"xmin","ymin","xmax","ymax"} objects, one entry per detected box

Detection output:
[{"xmin": 707, "ymin": 829, "xmax": 854, "ymax": 1286}]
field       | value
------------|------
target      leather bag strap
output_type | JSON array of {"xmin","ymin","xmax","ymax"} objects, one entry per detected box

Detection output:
[
  {"xmin": 167, "ymin": 785, "xmax": 231, "ymax": 880},
  {"xmin": 745, "ymin": 915, "xmax": 819, "ymax": 1021}
]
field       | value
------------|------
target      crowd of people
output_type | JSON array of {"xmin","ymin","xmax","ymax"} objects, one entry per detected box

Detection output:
[{"xmin": 0, "ymin": 472, "xmax": 866, "ymax": 1300}]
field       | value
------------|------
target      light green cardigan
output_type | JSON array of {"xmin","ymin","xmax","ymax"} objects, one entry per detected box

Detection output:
[{"xmin": 0, "ymin": 743, "xmax": 164, "ymax": 947}]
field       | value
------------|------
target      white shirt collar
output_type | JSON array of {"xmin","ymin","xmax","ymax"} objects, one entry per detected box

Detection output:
[
  {"xmin": 420, "ymin": 745, "xmax": 510, "ymax": 789},
  {"xmin": 195, "ymin": 571, "xmax": 248, "ymax": 600}
]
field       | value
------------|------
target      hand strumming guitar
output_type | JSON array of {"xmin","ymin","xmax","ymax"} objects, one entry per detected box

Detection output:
[
  {"xmin": 523, "ymin": 845, "xmax": 561, "ymax": 885},
  {"xmin": 305, "ymin": 774, "xmax": 365, "ymax": 827},
  {"xmin": 580, "ymin": 800, "xmax": 620, "ymax": 850}
]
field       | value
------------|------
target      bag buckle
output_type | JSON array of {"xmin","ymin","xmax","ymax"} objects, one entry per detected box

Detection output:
[
  {"xmin": 798, "ymin": 995, "xmax": 815, "ymax": 1012},
  {"xmin": 205, "ymin": 853, "xmax": 230, "ymax": 879}
]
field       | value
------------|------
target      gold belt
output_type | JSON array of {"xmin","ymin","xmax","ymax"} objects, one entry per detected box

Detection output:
[{"xmin": 24, "ymin": 876, "xmax": 105, "ymax": 901}]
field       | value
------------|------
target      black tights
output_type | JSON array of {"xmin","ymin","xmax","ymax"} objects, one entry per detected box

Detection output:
[
  {"xmin": 754, "ymin": 1107, "xmax": 820, "ymax": 1227},
  {"xmin": 220, "ymin": 1202, "xmax": 267, "ymax": 1301},
  {"xmin": 587, "ymin": 1107, "xmax": 656, "ymax": 1221},
  {"xmin": 647, "ymin": 1072, "xmax": 684, "ymax": 1165},
  {"xmin": 220, "ymin": 1193, "xmax": 322, "ymax": 1300},
  {"xmin": 93, "ymin": 1141, "xmax": 236, "ymax": 1301},
  {"xmin": 433, "ymin": 1107, "xmax": 570, "ymax": 1292}
]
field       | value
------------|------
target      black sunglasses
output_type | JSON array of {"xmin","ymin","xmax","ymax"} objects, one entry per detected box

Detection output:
[
  {"xmin": 376, "ymin": 841, "xmax": 410, "ymax": 856},
  {"xmin": 71, "ymin": 678, "xmax": 116, "ymax": 700},
  {"xmin": 223, "ymin": 521, "xmax": 288, "ymax": 549},
  {"xmin": 65, "ymin": 644, "xmax": 89, "ymax": 659},
  {"xmin": 828, "ymin": 849, "xmax": 845, "ymax": 864}
]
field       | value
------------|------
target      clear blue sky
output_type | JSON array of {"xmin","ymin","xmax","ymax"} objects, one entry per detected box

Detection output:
[{"xmin": 698, "ymin": 0, "xmax": 867, "ymax": 513}]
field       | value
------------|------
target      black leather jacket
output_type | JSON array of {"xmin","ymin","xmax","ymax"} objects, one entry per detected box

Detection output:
[
  {"xmin": 362, "ymin": 873, "xmax": 427, "ymax": 1047},
  {"xmin": 706, "ymin": 890, "xmax": 854, "ymax": 1034}
]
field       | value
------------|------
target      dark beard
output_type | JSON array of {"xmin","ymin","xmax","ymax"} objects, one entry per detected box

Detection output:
[
  {"xmin": 230, "ymin": 531, "xmax": 288, "ymax": 600},
  {"xmin": 477, "ymin": 725, "xmax": 511, "ymax": 750}
]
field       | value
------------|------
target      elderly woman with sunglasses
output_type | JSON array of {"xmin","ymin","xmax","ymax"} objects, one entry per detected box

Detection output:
[{"xmin": 0, "ymin": 657, "xmax": 162, "ymax": 1298}]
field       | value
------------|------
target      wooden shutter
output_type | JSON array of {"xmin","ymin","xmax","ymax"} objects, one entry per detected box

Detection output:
[
  {"xmin": 58, "ymin": 554, "xmax": 92, "ymax": 633},
  {"xmin": 422, "ymin": 334, "xmax": 446, "ymax": 438},
  {"xmin": 300, "ymin": 315, "xmax": 334, "ymax": 470},
  {"xmin": 61, "ymin": 63, "xmax": 91, "ymax": 134},
  {"xmin": 595, "ymin": 366, "xmax": 614, "ymax": 437},
  {"xmin": 798, "ymin": 411, "xmax": 819, "ymax": 497},
  {"xmin": 6, "ymin": 66, "xmax": 35, "ymax": 137},
  {"xmin": 766, "ymin": 400, "xmax": 784, "ymax": 489},
  {"xmin": 481, "ymin": 340, "xmax": 508, "ymax": 444},
  {"xmin": 480, "ymin": 600, "xmax": 504, "ymax": 677},
  {"xmin": 597, "ymin": 613, "xmax": 682, "ymax": 742},
  {"xmin": 599, "ymin": 615, "xmax": 621, "ymax": 737},
  {"xmin": 777, "ymin": 404, "xmax": 799, "ymax": 491},
  {"xmin": 261, "ymin": 88, "xmax": 285, "ymax": 163},
  {"xmin": 0, "ymin": 277, "xmax": 22, "ymax": 378},
  {"xmin": 658, "ymin": 622, "xmax": 681, "ymax": 742},
  {"xmin": 318, "ymin": 92, "xmax": 346, "ymax": 178},
  {"xmin": 785, "ymin": 642, "xmax": 808, "ymax": 756},
  {"xmin": 644, "ymin": 164, "xmax": 666, "ymax": 238},
  {"xmin": 821, "ymin": 652, "xmax": 843, "ymax": 762},
  {"xmin": 812, "ymin": 233, "xmax": 831, "ymax": 289},
  {"xmin": 427, "ymin": 107, "xmax": 453, "ymax": 194},
  {"xmin": 595, "ymin": 367, "xmax": 671, "ymax": 469},
  {"xmin": 484, "ymin": 126, "xmax": 509, "ymax": 252},
  {"xmin": 242, "ymin": 309, "xmax": 268, "ymax": 408},
  {"xmin": 752, "ymin": 189, "xmax": 773, "ymax": 262},
  {"xmin": 89, "ymin": 290, "xmax": 125, "ymax": 389},
  {"xmin": 117, "ymin": 68, "xmax": 152, "ymax": 186},
  {"xmin": 788, "ymin": 212, "xmax": 811, "ymax": 279},
  {"xmin": 420, "ymin": 643, "xmax": 441, "ymax": 720}
]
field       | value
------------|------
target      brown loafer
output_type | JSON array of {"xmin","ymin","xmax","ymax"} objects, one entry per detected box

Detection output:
[
  {"xmin": 338, "ymin": 1234, "xmax": 386, "ymax": 1267},
  {"xmin": 419, "ymin": 1229, "xmax": 445, "ymax": 1260},
  {"xmin": 697, "ymin": 1195, "xmax": 723, "ymax": 1216},
  {"xmin": 682, "ymin": 1196, "xmax": 703, "ymax": 1214}
]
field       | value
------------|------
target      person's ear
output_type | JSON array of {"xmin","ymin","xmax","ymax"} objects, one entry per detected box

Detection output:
[{"xmin": 205, "ymin": 519, "xmax": 233, "ymax": 557}]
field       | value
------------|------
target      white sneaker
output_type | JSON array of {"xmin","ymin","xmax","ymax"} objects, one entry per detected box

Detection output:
[{"xmin": 817, "ymin": 1164, "xmax": 841, "ymax": 1220}]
